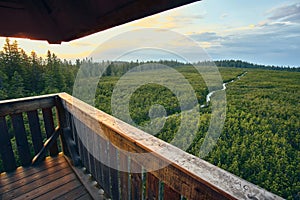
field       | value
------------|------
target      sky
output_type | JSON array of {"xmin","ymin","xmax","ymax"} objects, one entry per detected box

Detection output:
[{"xmin": 0, "ymin": 0, "xmax": 299, "ymax": 66}]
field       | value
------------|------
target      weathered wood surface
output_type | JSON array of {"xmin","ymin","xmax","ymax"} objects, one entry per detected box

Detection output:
[
  {"xmin": 99, "ymin": 136, "xmax": 111, "ymax": 197},
  {"xmin": 146, "ymin": 172, "xmax": 159, "ymax": 200},
  {"xmin": 59, "ymin": 92, "xmax": 283, "ymax": 200},
  {"xmin": 119, "ymin": 151, "xmax": 129, "ymax": 200},
  {"xmin": 109, "ymin": 142, "xmax": 120, "ymax": 200},
  {"xmin": 164, "ymin": 184, "xmax": 181, "ymax": 199},
  {"xmin": 130, "ymin": 159, "xmax": 143, "ymax": 200},
  {"xmin": 0, "ymin": 94, "xmax": 56, "ymax": 117},
  {"xmin": 0, "ymin": 154, "xmax": 93, "ymax": 200}
]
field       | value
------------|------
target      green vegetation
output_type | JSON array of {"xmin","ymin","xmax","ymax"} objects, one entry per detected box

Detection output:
[
  {"xmin": 0, "ymin": 39, "xmax": 299, "ymax": 199},
  {"xmin": 0, "ymin": 38, "xmax": 78, "ymax": 99}
]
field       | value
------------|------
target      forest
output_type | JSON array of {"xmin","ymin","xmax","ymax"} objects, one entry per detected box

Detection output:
[{"xmin": 0, "ymin": 39, "xmax": 299, "ymax": 199}]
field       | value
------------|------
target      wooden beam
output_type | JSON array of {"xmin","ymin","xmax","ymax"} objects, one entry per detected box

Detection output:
[{"xmin": 0, "ymin": 94, "xmax": 56, "ymax": 117}]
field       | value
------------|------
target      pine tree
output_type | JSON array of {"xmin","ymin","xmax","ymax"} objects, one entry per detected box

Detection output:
[{"xmin": 9, "ymin": 71, "xmax": 24, "ymax": 98}]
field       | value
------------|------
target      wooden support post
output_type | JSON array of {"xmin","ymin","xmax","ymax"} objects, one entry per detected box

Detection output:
[
  {"xmin": 0, "ymin": 116, "xmax": 16, "ymax": 172},
  {"xmin": 55, "ymin": 97, "xmax": 80, "ymax": 166}
]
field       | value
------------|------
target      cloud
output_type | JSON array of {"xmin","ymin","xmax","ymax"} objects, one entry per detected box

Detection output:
[
  {"xmin": 220, "ymin": 13, "xmax": 228, "ymax": 19},
  {"xmin": 69, "ymin": 42, "xmax": 97, "ymax": 48},
  {"xmin": 186, "ymin": 11, "xmax": 300, "ymax": 66},
  {"xmin": 130, "ymin": 10, "xmax": 205, "ymax": 29},
  {"xmin": 218, "ymin": 23, "xmax": 300, "ymax": 66},
  {"xmin": 190, "ymin": 32, "xmax": 222, "ymax": 42},
  {"xmin": 267, "ymin": 3, "xmax": 300, "ymax": 23}
]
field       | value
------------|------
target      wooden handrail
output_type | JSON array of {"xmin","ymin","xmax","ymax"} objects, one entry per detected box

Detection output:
[
  {"xmin": 58, "ymin": 92, "xmax": 283, "ymax": 200},
  {"xmin": 0, "ymin": 93, "xmax": 57, "ymax": 117}
]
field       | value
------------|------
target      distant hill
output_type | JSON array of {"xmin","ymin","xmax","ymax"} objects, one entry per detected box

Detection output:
[{"xmin": 198, "ymin": 60, "xmax": 300, "ymax": 72}]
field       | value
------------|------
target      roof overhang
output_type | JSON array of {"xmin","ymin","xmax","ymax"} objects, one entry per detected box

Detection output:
[{"xmin": 0, "ymin": 0, "xmax": 199, "ymax": 44}]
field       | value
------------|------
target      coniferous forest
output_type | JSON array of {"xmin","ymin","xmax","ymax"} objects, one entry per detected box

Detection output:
[{"xmin": 0, "ymin": 39, "xmax": 299, "ymax": 199}]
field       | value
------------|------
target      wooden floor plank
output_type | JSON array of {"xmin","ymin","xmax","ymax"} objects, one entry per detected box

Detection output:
[
  {"xmin": 54, "ymin": 185, "xmax": 88, "ymax": 200},
  {"xmin": 76, "ymin": 193, "xmax": 93, "ymax": 200},
  {"xmin": 33, "ymin": 179, "xmax": 82, "ymax": 200},
  {"xmin": 0, "ymin": 154, "xmax": 66, "ymax": 182},
  {"xmin": 0, "ymin": 161, "xmax": 69, "ymax": 189},
  {"xmin": 11, "ymin": 173, "xmax": 76, "ymax": 200},
  {"xmin": 2, "ymin": 169, "xmax": 74, "ymax": 199},
  {"xmin": 0, "ymin": 154, "xmax": 97, "ymax": 200}
]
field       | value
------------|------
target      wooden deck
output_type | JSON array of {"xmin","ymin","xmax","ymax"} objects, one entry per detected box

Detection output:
[{"xmin": 0, "ymin": 154, "xmax": 93, "ymax": 200}]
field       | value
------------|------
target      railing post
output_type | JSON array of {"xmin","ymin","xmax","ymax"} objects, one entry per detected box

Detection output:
[
  {"xmin": 55, "ymin": 96, "xmax": 80, "ymax": 166},
  {"xmin": 0, "ymin": 116, "xmax": 17, "ymax": 172}
]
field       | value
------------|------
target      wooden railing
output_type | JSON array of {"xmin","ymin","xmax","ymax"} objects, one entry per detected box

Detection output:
[
  {"xmin": 0, "ymin": 94, "xmax": 60, "ymax": 172},
  {"xmin": 0, "ymin": 93, "xmax": 283, "ymax": 200}
]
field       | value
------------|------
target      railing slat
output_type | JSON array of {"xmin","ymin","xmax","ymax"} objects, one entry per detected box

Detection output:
[
  {"xmin": 164, "ymin": 184, "xmax": 181, "ymax": 200},
  {"xmin": 109, "ymin": 142, "xmax": 119, "ymax": 200},
  {"xmin": 77, "ymin": 131, "xmax": 85, "ymax": 168},
  {"xmin": 82, "ymin": 138, "xmax": 90, "ymax": 173},
  {"xmin": 130, "ymin": 159, "xmax": 143, "ymax": 200},
  {"xmin": 27, "ymin": 110, "xmax": 43, "ymax": 155},
  {"xmin": 119, "ymin": 151, "xmax": 129, "ymax": 200},
  {"xmin": 69, "ymin": 113, "xmax": 78, "ymax": 147},
  {"xmin": 42, "ymin": 108, "xmax": 58, "ymax": 156},
  {"xmin": 146, "ymin": 173, "xmax": 159, "ymax": 200},
  {"xmin": 100, "ymin": 137, "xmax": 111, "ymax": 197},
  {"xmin": 93, "ymin": 132, "xmax": 104, "ymax": 188},
  {"xmin": 0, "ymin": 116, "xmax": 16, "ymax": 172},
  {"xmin": 87, "ymin": 127, "xmax": 96, "ymax": 180},
  {"xmin": 11, "ymin": 113, "xmax": 31, "ymax": 166}
]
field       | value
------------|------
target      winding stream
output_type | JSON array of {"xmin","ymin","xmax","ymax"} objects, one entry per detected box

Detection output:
[
  {"xmin": 201, "ymin": 71, "xmax": 247, "ymax": 108},
  {"xmin": 164, "ymin": 72, "xmax": 247, "ymax": 119}
]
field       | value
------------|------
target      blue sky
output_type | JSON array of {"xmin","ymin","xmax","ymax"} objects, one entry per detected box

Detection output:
[{"xmin": 0, "ymin": 0, "xmax": 299, "ymax": 66}]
